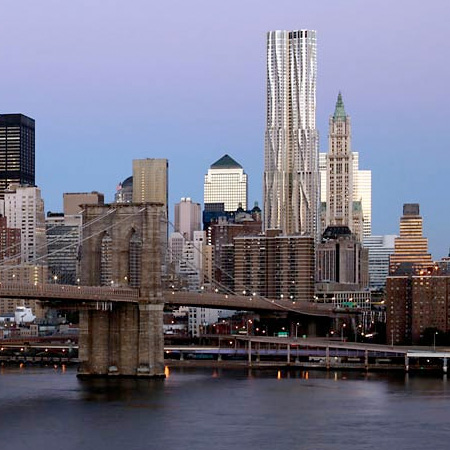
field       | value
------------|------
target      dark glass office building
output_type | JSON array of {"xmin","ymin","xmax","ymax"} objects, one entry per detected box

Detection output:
[{"xmin": 0, "ymin": 114, "xmax": 35, "ymax": 197}]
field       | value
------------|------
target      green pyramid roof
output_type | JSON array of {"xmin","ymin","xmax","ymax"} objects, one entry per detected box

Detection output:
[
  {"xmin": 333, "ymin": 92, "xmax": 347, "ymax": 120},
  {"xmin": 210, "ymin": 154, "xmax": 242, "ymax": 169}
]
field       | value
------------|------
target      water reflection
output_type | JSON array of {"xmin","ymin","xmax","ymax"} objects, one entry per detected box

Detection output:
[{"xmin": 78, "ymin": 376, "xmax": 166, "ymax": 404}]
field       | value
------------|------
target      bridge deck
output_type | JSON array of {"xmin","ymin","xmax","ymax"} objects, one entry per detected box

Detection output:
[{"xmin": 0, "ymin": 283, "xmax": 359, "ymax": 317}]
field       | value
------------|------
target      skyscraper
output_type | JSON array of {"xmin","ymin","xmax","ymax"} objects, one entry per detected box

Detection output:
[
  {"xmin": 325, "ymin": 93, "xmax": 354, "ymax": 230},
  {"xmin": 363, "ymin": 235, "xmax": 396, "ymax": 290},
  {"xmin": 0, "ymin": 114, "xmax": 35, "ymax": 198},
  {"xmin": 132, "ymin": 158, "xmax": 169, "ymax": 272},
  {"xmin": 389, "ymin": 203, "xmax": 433, "ymax": 274},
  {"xmin": 355, "ymin": 165, "xmax": 372, "ymax": 238},
  {"xmin": 264, "ymin": 30, "xmax": 319, "ymax": 238},
  {"xmin": 132, "ymin": 158, "xmax": 168, "ymax": 207},
  {"xmin": 319, "ymin": 95, "xmax": 371, "ymax": 240},
  {"xmin": 203, "ymin": 154, "xmax": 247, "ymax": 212},
  {"xmin": 4, "ymin": 185, "xmax": 46, "ymax": 264},
  {"xmin": 174, "ymin": 197, "xmax": 201, "ymax": 241}
]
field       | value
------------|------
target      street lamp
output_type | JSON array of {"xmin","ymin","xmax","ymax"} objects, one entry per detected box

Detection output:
[
  {"xmin": 341, "ymin": 323, "xmax": 346, "ymax": 342},
  {"xmin": 295, "ymin": 322, "xmax": 300, "ymax": 339}
]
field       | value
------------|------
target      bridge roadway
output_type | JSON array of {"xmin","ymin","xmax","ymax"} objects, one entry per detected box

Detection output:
[{"xmin": 0, "ymin": 282, "xmax": 350, "ymax": 317}]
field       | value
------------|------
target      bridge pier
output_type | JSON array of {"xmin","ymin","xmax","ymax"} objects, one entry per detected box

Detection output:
[{"xmin": 78, "ymin": 302, "xmax": 165, "ymax": 378}]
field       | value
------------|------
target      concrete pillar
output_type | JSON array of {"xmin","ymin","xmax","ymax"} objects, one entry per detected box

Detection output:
[
  {"xmin": 365, "ymin": 349, "xmax": 369, "ymax": 371},
  {"xmin": 443, "ymin": 357, "xmax": 447, "ymax": 374},
  {"xmin": 405, "ymin": 355, "xmax": 409, "ymax": 372},
  {"xmin": 326, "ymin": 346, "xmax": 330, "ymax": 370},
  {"xmin": 287, "ymin": 344, "xmax": 291, "ymax": 365},
  {"xmin": 248, "ymin": 340, "xmax": 252, "ymax": 366}
]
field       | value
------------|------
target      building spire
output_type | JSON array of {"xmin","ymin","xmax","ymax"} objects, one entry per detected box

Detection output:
[{"xmin": 333, "ymin": 91, "xmax": 346, "ymax": 119}]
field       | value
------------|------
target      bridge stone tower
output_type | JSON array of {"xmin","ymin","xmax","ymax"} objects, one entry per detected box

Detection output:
[{"xmin": 79, "ymin": 203, "xmax": 165, "ymax": 377}]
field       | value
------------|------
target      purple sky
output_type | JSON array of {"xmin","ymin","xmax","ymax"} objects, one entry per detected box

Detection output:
[{"xmin": 2, "ymin": 0, "xmax": 449, "ymax": 258}]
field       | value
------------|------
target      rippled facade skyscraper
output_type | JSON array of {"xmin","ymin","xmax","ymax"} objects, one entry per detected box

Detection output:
[{"xmin": 264, "ymin": 30, "xmax": 319, "ymax": 239}]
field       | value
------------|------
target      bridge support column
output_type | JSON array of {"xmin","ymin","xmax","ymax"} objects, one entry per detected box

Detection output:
[
  {"xmin": 325, "ymin": 346, "xmax": 330, "ymax": 370},
  {"xmin": 248, "ymin": 340, "xmax": 252, "ymax": 367},
  {"xmin": 405, "ymin": 355, "xmax": 409, "ymax": 372},
  {"xmin": 137, "ymin": 303, "xmax": 164, "ymax": 377},
  {"xmin": 77, "ymin": 302, "xmax": 165, "ymax": 378},
  {"xmin": 365, "ymin": 349, "xmax": 369, "ymax": 371},
  {"xmin": 287, "ymin": 344, "xmax": 291, "ymax": 365}
]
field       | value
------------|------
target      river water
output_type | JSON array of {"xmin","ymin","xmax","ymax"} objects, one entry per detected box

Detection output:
[{"xmin": 0, "ymin": 365, "xmax": 449, "ymax": 450}]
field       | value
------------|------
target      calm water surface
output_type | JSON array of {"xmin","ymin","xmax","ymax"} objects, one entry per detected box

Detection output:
[{"xmin": 0, "ymin": 365, "xmax": 449, "ymax": 450}]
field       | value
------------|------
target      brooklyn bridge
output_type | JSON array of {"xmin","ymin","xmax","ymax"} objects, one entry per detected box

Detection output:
[{"xmin": 0, "ymin": 203, "xmax": 360, "ymax": 378}]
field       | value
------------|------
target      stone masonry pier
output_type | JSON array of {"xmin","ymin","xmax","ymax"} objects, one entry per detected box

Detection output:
[{"xmin": 78, "ymin": 203, "xmax": 165, "ymax": 378}]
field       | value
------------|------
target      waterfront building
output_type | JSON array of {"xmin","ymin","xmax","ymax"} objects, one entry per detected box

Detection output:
[
  {"xmin": 204, "ymin": 154, "xmax": 247, "ymax": 212},
  {"xmin": 0, "ymin": 114, "xmax": 35, "ymax": 198},
  {"xmin": 387, "ymin": 272, "xmax": 450, "ymax": 345},
  {"xmin": 264, "ymin": 30, "xmax": 319, "ymax": 238}
]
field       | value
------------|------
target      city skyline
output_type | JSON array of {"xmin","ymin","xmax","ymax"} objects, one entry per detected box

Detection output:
[{"xmin": 1, "ymin": 0, "xmax": 449, "ymax": 258}]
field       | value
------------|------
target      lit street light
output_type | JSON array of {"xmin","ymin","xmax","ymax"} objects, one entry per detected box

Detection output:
[
  {"xmin": 295, "ymin": 322, "xmax": 300, "ymax": 339},
  {"xmin": 341, "ymin": 323, "xmax": 346, "ymax": 342}
]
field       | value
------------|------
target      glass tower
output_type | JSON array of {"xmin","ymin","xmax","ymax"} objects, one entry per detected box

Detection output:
[
  {"xmin": 264, "ymin": 30, "xmax": 319, "ymax": 238},
  {"xmin": 0, "ymin": 114, "xmax": 35, "ymax": 198}
]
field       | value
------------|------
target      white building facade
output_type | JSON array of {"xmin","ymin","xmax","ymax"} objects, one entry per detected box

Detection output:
[
  {"xmin": 204, "ymin": 154, "xmax": 247, "ymax": 212},
  {"xmin": 174, "ymin": 197, "xmax": 201, "ymax": 241},
  {"xmin": 4, "ymin": 185, "xmax": 46, "ymax": 263},
  {"xmin": 320, "ymin": 152, "xmax": 371, "ymax": 239},
  {"xmin": 264, "ymin": 29, "xmax": 319, "ymax": 238},
  {"xmin": 325, "ymin": 93, "xmax": 354, "ymax": 230}
]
